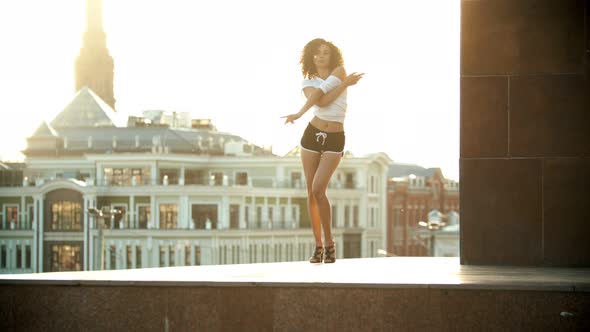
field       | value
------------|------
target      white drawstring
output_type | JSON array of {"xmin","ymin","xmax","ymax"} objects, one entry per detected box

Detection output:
[{"xmin": 315, "ymin": 132, "xmax": 327, "ymax": 145}]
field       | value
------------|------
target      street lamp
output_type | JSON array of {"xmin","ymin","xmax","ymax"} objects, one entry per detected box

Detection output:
[
  {"xmin": 417, "ymin": 212, "xmax": 447, "ymax": 257},
  {"xmin": 87, "ymin": 207, "xmax": 122, "ymax": 270}
]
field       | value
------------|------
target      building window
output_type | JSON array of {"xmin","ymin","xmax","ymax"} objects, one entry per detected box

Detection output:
[
  {"xmin": 185, "ymin": 169, "xmax": 205, "ymax": 185},
  {"xmin": 231, "ymin": 245, "xmax": 238, "ymax": 264},
  {"xmin": 107, "ymin": 167, "xmax": 150, "ymax": 186},
  {"xmin": 353, "ymin": 206, "xmax": 359, "ymax": 227},
  {"xmin": 136, "ymin": 246, "xmax": 142, "ymax": 268},
  {"xmin": 27, "ymin": 205, "xmax": 34, "ymax": 230},
  {"xmin": 137, "ymin": 205, "xmax": 150, "ymax": 229},
  {"xmin": 219, "ymin": 245, "xmax": 227, "ymax": 265},
  {"xmin": 345, "ymin": 172, "xmax": 355, "ymax": 189},
  {"xmin": 191, "ymin": 204, "xmax": 218, "ymax": 229},
  {"xmin": 235, "ymin": 172, "xmax": 248, "ymax": 186},
  {"xmin": 3, "ymin": 205, "xmax": 18, "ymax": 230},
  {"xmin": 50, "ymin": 201, "xmax": 82, "ymax": 231},
  {"xmin": 195, "ymin": 245, "xmax": 201, "ymax": 266},
  {"xmin": 230, "ymin": 204, "xmax": 240, "ymax": 229},
  {"xmin": 185, "ymin": 245, "xmax": 192, "ymax": 266},
  {"xmin": 256, "ymin": 206, "xmax": 263, "ymax": 228},
  {"xmin": 160, "ymin": 247, "xmax": 166, "ymax": 267},
  {"xmin": 1, "ymin": 245, "xmax": 6, "ymax": 268},
  {"xmin": 169, "ymin": 245, "xmax": 175, "ymax": 267},
  {"xmin": 126, "ymin": 245, "xmax": 132, "ymax": 269},
  {"xmin": 131, "ymin": 168, "xmax": 150, "ymax": 185},
  {"xmin": 50, "ymin": 244, "xmax": 82, "ymax": 272},
  {"xmin": 104, "ymin": 168, "xmax": 134, "ymax": 186},
  {"xmin": 159, "ymin": 204, "xmax": 178, "ymax": 229},
  {"xmin": 112, "ymin": 205, "xmax": 127, "ymax": 229},
  {"xmin": 212, "ymin": 172, "xmax": 224, "ymax": 186},
  {"xmin": 160, "ymin": 169, "xmax": 179, "ymax": 185},
  {"xmin": 16, "ymin": 245, "xmax": 22, "ymax": 269},
  {"xmin": 109, "ymin": 245, "xmax": 117, "ymax": 270},
  {"xmin": 25, "ymin": 245, "xmax": 31, "ymax": 269},
  {"xmin": 291, "ymin": 172, "xmax": 302, "ymax": 188}
]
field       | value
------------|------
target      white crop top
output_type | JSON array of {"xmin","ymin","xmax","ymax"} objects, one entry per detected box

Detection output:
[{"xmin": 301, "ymin": 75, "xmax": 347, "ymax": 123}]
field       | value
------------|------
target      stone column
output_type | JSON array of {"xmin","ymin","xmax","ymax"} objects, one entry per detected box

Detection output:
[
  {"xmin": 179, "ymin": 196, "xmax": 189, "ymax": 229},
  {"xmin": 179, "ymin": 165, "xmax": 185, "ymax": 185},
  {"xmin": 34, "ymin": 194, "xmax": 44, "ymax": 272},
  {"xmin": 220, "ymin": 196, "xmax": 229, "ymax": 229},
  {"xmin": 96, "ymin": 164, "xmax": 104, "ymax": 186},
  {"xmin": 151, "ymin": 163, "xmax": 158, "ymax": 186},
  {"xmin": 461, "ymin": 0, "xmax": 589, "ymax": 266}
]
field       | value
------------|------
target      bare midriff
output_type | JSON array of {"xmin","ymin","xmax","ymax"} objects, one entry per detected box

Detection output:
[{"xmin": 310, "ymin": 116, "xmax": 344, "ymax": 133}]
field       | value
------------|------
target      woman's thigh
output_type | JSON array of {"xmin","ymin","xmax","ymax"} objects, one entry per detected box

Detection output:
[
  {"xmin": 312, "ymin": 153, "xmax": 342, "ymax": 193},
  {"xmin": 301, "ymin": 149, "xmax": 321, "ymax": 192}
]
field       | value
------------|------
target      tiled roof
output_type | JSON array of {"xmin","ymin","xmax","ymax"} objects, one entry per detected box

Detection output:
[{"xmin": 388, "ymin": 163, "xmax": 440, "ymax": 178}]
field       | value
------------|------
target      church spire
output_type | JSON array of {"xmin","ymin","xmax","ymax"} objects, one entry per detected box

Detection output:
[{"xmin": 75, "ymin": 0, "xmax": 116, "ymax": 110}]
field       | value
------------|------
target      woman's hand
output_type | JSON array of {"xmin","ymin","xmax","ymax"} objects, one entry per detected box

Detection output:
[
  {"xmin": 281, "ymin": 112, "xmax": 302, "ymax": 124},
  {"xmin": 343, "ymin": 72, "xmax": 365, "ymax": 87}
]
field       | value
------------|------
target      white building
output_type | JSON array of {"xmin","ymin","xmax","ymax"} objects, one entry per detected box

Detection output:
[{"xmin": 0, "ymin": 88, "xmax": 391, "ymax": 273}]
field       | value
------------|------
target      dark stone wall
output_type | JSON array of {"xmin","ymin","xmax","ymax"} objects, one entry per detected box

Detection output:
[
  {"xmin": 1, "ymin": 285, "xmax": 588, "ymax": 331},
  {"xmin": 460, "ymin": 0, "xmax": 590, "ymax": 266}
]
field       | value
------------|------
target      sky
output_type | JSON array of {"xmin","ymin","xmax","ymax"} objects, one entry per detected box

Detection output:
[{"xmin": 0, "ymin": 0, "xmax": 460, "ymax": 180}]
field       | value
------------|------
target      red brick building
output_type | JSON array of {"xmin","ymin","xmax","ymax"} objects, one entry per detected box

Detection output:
[{"xmin": 387, "ymin": 163, "xmax": 460, "ymax": 256}]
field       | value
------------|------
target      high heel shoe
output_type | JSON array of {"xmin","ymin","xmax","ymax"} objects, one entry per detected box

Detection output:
[
  {"xmin": 309, "ymin": 246, "xmax": 324, "ymax": 263},
  {"xmin": 324, "ymin": 244, "xmax": 336, "ymax": 263}
]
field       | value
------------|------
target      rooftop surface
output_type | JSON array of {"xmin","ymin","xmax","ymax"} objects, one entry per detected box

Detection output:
[{"xmin": 2, "ymin": 257, "xmax": 589, "ymax": 292}]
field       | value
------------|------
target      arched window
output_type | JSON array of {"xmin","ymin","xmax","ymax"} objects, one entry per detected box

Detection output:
[
  {"xmin": 50, "ymin": 201, "xmax": 82, "ymax": 231},
  {"xmin": 45, "ymin": 189, "xmax": 84, "ymax": 232}
]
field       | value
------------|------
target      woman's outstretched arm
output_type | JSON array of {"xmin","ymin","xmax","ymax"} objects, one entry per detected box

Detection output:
[{"xmin": 282, "ymin": 67, "xmax": 363, "ymax": 124}]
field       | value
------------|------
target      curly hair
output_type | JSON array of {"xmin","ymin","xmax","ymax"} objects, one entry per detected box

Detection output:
[{"xmin": 299, "ymin": 38, "xmax": 344, "ymax": 79}]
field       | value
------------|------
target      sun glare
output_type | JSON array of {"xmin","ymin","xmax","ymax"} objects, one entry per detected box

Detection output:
[{"xmin": 0, "ymin": 0, "xmax": 459, "ymax": 179}]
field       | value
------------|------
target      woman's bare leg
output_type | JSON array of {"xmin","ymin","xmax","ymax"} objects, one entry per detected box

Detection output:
[
  {"xmin": 301, "ymin": 149, "xmax": 322, "ymax": 246},
  {"xmin": 311, "ymin": 152, "xmax": 342, "ymax": 246}
]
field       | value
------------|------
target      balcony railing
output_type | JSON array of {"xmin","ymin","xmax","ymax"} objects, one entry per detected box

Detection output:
[
  {"xmin": 7, "ymin": 175, "xmax": 360, "ymax": 190},
  {"xmin": 0, "ymin": 222, "xmax": 33, "ymax": 231}
]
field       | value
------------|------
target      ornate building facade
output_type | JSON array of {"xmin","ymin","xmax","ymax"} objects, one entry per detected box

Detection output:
[
  {"xmin": 387, "ymin": 164, "xmax": 460, "ymax": 257},
  {"xmin": 0, "ymin": 89, "xmax": 391, "ymax": 273}
]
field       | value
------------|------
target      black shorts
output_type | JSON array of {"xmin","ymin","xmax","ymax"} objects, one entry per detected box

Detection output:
[{"xmin": 300, "ymin": 123, "xmax": 345, "ymax": 155}]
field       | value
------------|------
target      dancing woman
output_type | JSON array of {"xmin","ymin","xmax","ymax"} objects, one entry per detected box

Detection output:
[{"xmin": 282, "ymin": 38, "xmax": 363, "ymax": 263}]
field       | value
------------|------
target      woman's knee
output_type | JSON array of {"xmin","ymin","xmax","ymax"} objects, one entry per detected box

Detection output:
[{"xmin": 311, "ymin": 187, "xmax": 327, "ymax": 201}]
